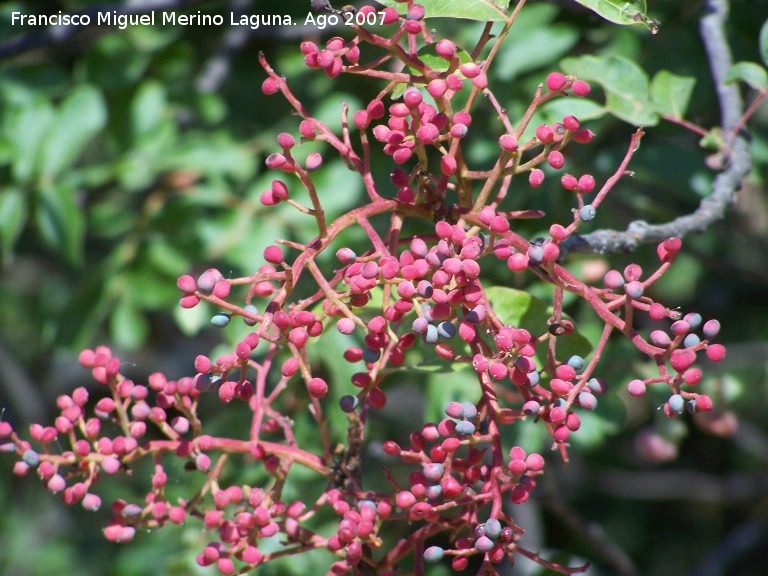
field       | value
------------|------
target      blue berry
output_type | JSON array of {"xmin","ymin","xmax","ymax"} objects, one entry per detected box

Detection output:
[
  {"xmin": 339, "ymin": 395, "xmax": 359, "ymax": 413},
  {"xmin": 683, "ymin": 334, "xmax": 700, "ymax": 348},
  {"xmin": 474, "ymin": 535, "xmax": 495, "ymax": 552},
  {"xmin": 122, "ymin": 504, "xmax": 143, "ymax": 517},
  {"xmin": 702, "ymin": 319, "xmax": 721, "ymax": 339},
  {"xmin": 423, "ymin": 463, "xmax": 445, "ymax": 481},
  {"xmin": 668, "ymin": 393, "xmax": 684, "ymax": 414},
  {"xmin": 484, "ymin": 518, "xmax": 502, "ymax": 539},
  {"xmin": 579, "ymin": 204, "xmax": 596, "ymax": 221},
  {"xmin": 567, "ymin": 355, "xmax": 585, "ymax": 370},
  {"xmin": 527, "ymin": 245, "xmax": 544, "ymax": 264},
  {"xmin": 421, "ymin": 304, "xmax": 434, "ymax": 322},
  {"xmin": 422, "ymin": 324, "xmax": 439, "ymax": 344},
  {"xmin": 437, "ymin": 321, "xmax": 456, "ymax": 339},
  {"xmin": 522, "ymin": 400, "xmax": 541, "ymax": 415},
  {"xmin": 22, "ymin": 449, "xmax": 40, "ymax": 467},
  {"xmin": 455, "ymin": 421, "xmax": 476, "ymax": 435},
  {"xmin": 243, "ymin": 304, "xmax": 259, "ymax": 326},
  {"xmin": 417, "ymin": 280, "xmax": 434, "ymax": 298},
  {"xmin": 466, "ymin": 304, "xmax": 487, "ymax": 323},
  {"xmin": 624, "ymin": 280, "xmax": 644, "ymax": 299},
  {"xmin": 683, "ymin": 312, "xmax": 702, "ymax": 329},
  {"xmin": 425, "ymin": 484, "xmax": 443, "ymax": 500},
  {"xmin": 526, "ymin": 371, "xmax": 540, "ymax": 387},
  {"xmin": 362, "ymin": 347, "xmax": 381, "ymax": 363},
  {"xmin": 210, "ymin": 313, "xmax": 232, "ymax": 327},
  {"xmin": 423, "ymin": 546, "xmax": 445, "ymax": 563},
  {"xmin": 686, "ymin": 398, "xmax": 697, "ymax": 413},
  {"xmin": 578, "ymin": 391, "xmax": 597, "ymax": 410},
  {"xmin": 195, "ymin": 373, "xmax": 213, "ymax": 392},
  {"xmin": 461, "ymin": 401, "xmax": 478, "ymax": 420},
  {"xmin": 588, "ymin": 377, "xmax": 608, "ymax": 394}
]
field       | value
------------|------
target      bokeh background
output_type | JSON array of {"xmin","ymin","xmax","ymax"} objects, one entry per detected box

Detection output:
[{"xmin": 0, "ymin": 0, "xmax": 767, "ymax": 574}]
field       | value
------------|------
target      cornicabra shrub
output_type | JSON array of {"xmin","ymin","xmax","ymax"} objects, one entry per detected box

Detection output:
[{"xmin": 0, "ymin": 2, "xmax": 729, "ymax": 575}]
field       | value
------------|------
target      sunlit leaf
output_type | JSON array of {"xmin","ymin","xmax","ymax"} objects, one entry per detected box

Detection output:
[
  {"xmin": 377, "ymin": 0, "xmax": 511, "ymax": 21},
  {"xmin": 561, "ymin": 55, "xmax": 659, "ymax": 126},
  {"xmin": 650, "ymin": 70, "xmax": 696, "ymax": 119},
  {"xmin": 572, "ymin": 0, "xmax": 659, "ymax": 33}
]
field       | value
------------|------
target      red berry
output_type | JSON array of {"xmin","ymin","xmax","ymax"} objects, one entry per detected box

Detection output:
[
  {"xmin": 308, "ymin": 377, "xmax": 328, "ymax": 399},
  {"xmin": 573, "ymin": 128, "xmax": 594, "ymax": 144}
]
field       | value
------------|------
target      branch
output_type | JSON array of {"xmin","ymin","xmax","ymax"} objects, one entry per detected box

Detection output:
[{"xmin": 559, "ymin": 0, "xmax": 750, "ymax": 257}]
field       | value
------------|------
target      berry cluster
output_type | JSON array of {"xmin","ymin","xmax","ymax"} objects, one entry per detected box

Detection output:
[{"xmin": 0, "ymin": 2, "xmax": 727, "ymax": 575}]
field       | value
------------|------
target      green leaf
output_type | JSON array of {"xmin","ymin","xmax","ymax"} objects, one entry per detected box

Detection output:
[
  {"xmin": 0, "ymin": 187, "xmax": 28, "ymax": 264},
  {"xmin": 572, "ymin": 0, "xmax": 658, "ymax": 32},
  {"xmin": 2, "ymin": 95, "xmax": 54, "ymax": 184},
  {"xmin": 110, "ymin": 298, "xmax": 150, "ymax": 350},
  {"xmin": 38, "ymin": 85, "xmax": 107, "ymax": 178},
  {"xmin": 131, "ymin": 80, "xmax": 167, "ymax": 141},
  {"xmin": 650, "ymin": 70, "xmax": 696, "ymax": 119},
  {"xmin": 377, "ymin": 0, "xmax": 510, "ymax": 21},
  {"xmin": 724, "ymin": 61, "xmax": 768, "ymax": 91},
  {"xmin": 760, "ymin": 19, "xmax": 768, "ymax": 68},
  {"xmin": 561, "ymin": 55, "xmax": 659, "ymax": 126},
  {"xmin": 495, "ymin": 24, "xmax": 579, "ymax": 81},
  {"xmin": 484, "ymin": 286, "xmax": 550, "ymax": 331},
  {"xmin": 34, "ymin": 183, "xmax": 85, "ymax": 265}
]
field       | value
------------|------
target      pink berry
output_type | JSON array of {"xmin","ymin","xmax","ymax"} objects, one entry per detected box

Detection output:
[
  {"xmin": 440, "ymin": 155, "xmax": 457, "ymax": 176},
  {"xmin": 535, "ymin": 124, "xmax": 554, "ymax": 144},
  {"xmin": 435, "ymin": 39, "xmax": 457, "ymax": 60},
  {"xmin": 261, "ymin": 78, "xmax": 279, "ymax": 95},
  {"xmin": 381, "ymin": 7, "xmax": 399, "ymax": 25},
  {"xmin": 407, "ymin": 4, "xmax": 425, "ymax": 20},
  {"xmin": 547, "ymin": 150, "xmax": 564, "ymax": 169},
  {"xmin": 560, "ymin": 173, "xmax": 577, "ymax": 190},
  {"xmin": 706, "ymin": 344, "xmax": 726, "ymax": 362},
  {"xmin": 546, "ymin": 72, "xmax": 567, "ymax": 91},
  {"xmin": 306, "ymin": 152, "xmax": 323, "ymax": 172},
  {"xmin": 572, "ymin": 79, "xmax": 591, "ymax": 97},
  {"xmin": 277, "ymin": 132, "xmax": 295, "ymax": 149},
  {"xmin": 577, "ymin": 174, "xmax": 596, "ymax": 193},
  {"xmin": 529, "ymin": 169, "xmax": 545, "ymax": 187},
  {"xmin": 446, "ymin": 74, "xmax": 463, "ymax": 91},
  {"xmin": 563, "ymin": 115, "xmax": 580, "ymax": 131},
  {"xmin": 353, "ymin": 110, "xmax": 369, "ymax": 130},
  {"xmin": 428, "ymin": 79, "xmax": 447, "ymax": 99},
  {"xmin": 499, "ymin": 134, "xmax": 519, "ymax": 152}
]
